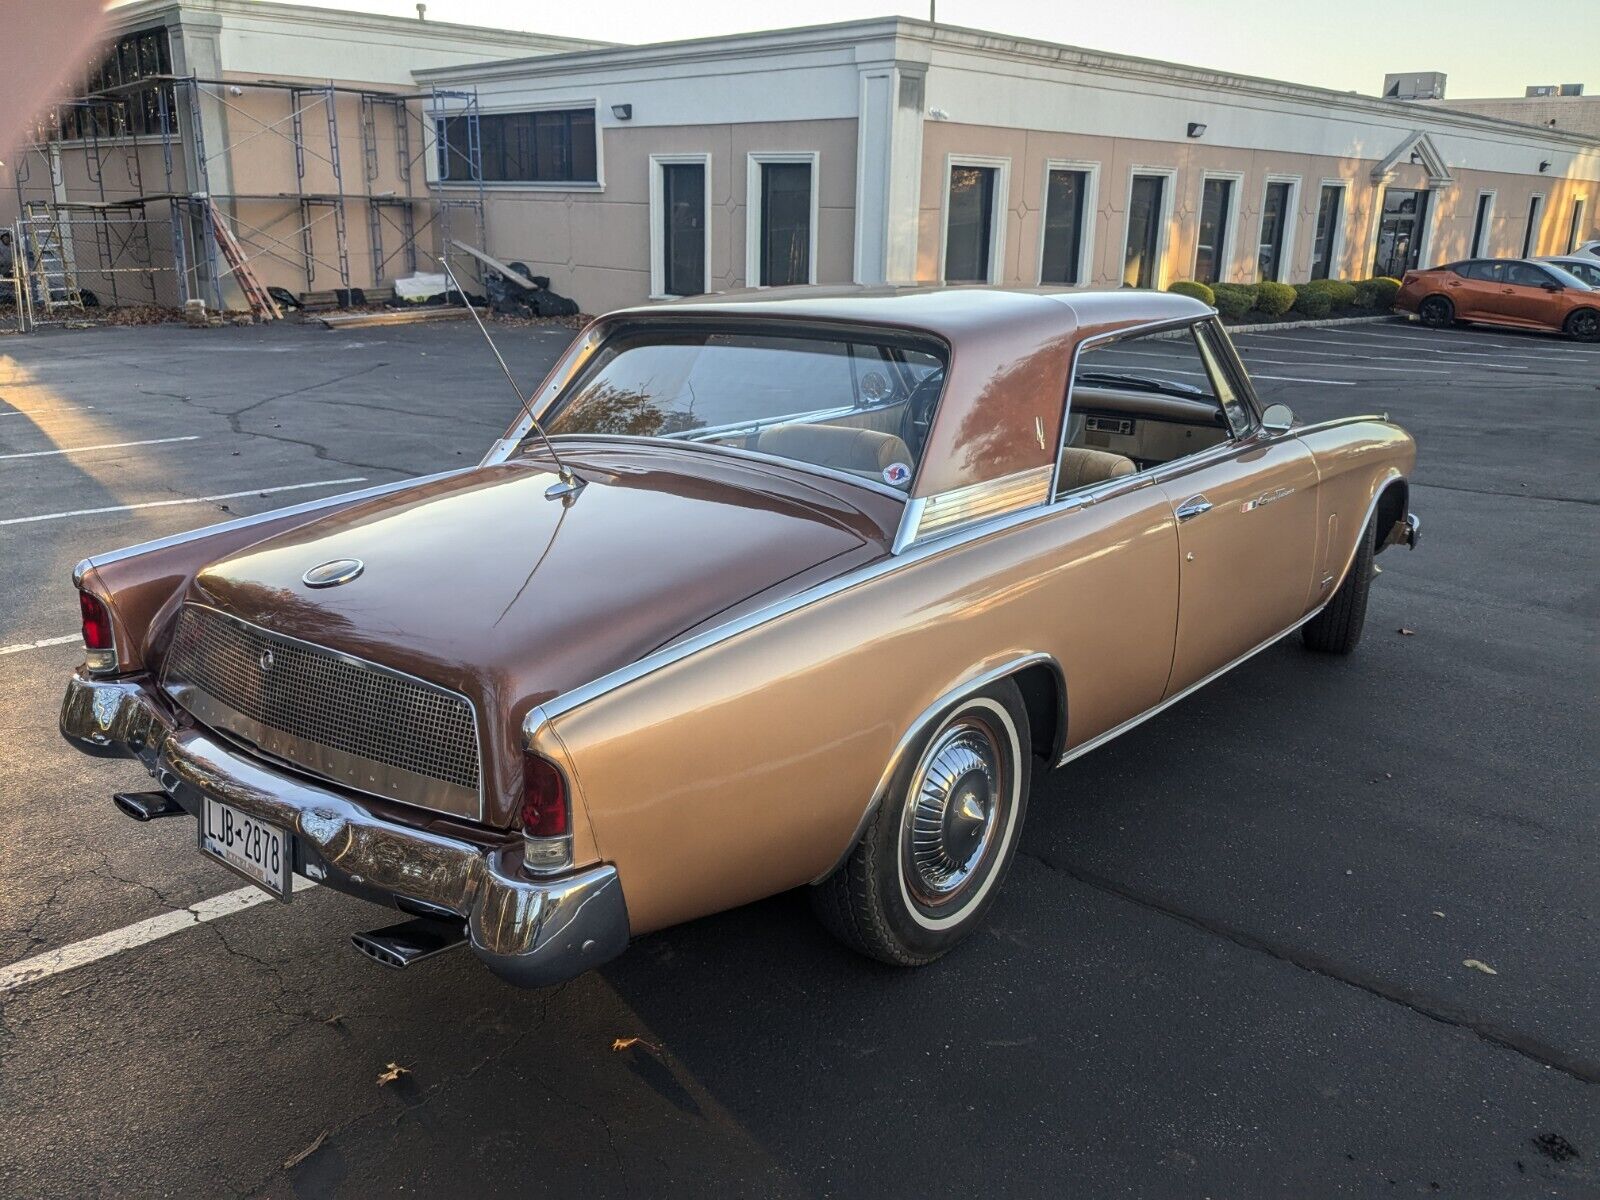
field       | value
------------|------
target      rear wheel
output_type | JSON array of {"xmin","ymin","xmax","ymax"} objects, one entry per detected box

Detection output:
[
  {"xmin": 1417, "ymin": 295, "xmax": 1454, "ymax": 328},
  {"xmin": 1302, "ymin": 514, "xmax": 1376, "ymax": 655},
  {"xmin": 1565, "ymin": 308, "xmax": 1600, "ymax": 343},
  {"xmin": 811, "ymin": 680, "xmax": 1031, "ymax": 965}
]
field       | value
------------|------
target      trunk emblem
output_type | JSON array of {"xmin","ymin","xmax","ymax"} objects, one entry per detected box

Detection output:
[
  {"xmin": 302, "ymin": 558, "xmax": 364, "ymax": 588},
  {"xmin": 259, "ymin": 649, "xmax": 275, "ymax": 672}
]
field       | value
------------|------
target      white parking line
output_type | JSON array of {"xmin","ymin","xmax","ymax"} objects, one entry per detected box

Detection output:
[
  {"xmin": 0, "ymin": 406, "xmax": 95, "ymax": 419},
  {"xmin": 1090, "ymin": 357, "xmax": 1355, "ymax": 386},
  {"xmin": 1332, "ymin": 327, "xmax": 1600, "ymax": 356},
  {"xmin": 0, "ymin": 435, "xmax": 198, "ymax": 462},
  {"xmin": 1239, "ymin": 331, "xmax": 1565, "ymax": 364},
  {"xmin": 0, "ymin": 477, "xmax": 367, "ymax": 526},
  {"xmin": 1105, "ymin": 347, "xmax": 1437, "ymax": 375},
  {"xmin": 0, "ymin": 877, "xmax": 318, "ymax": 994},
  {"xmin": 0, "ymin": 634, "xmax": 78, "ymax": 657}
]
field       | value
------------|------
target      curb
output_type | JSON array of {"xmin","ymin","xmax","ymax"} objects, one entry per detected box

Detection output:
[{"xmin": 1223, "ymin": 314, "xmax": 1399, "ymax": 334}]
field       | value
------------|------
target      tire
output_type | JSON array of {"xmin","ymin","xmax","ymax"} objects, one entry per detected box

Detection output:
[
  {"xmin": 811, "ymin": 679, "xmax": 1032, "ymax": 966},
  {"xmin": 1417, "ymin": 295, "xmax": 1453, "ymax": 328},
  {"xmin": 1302, "ymin": 513, "xmax": 1376, "ymax": 654},
  {"xmin": 1565, "ymin": 308, "xmax": 1600, "ymax": 343}
]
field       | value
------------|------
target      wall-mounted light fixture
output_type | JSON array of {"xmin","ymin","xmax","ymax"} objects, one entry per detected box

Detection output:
[
  {"xmin": 928, "ymin": 107, "xmax": 950, "ymax": 121},
  {"xmin": 1186, "ymin": 122, "xmax": 1207, "ymax": 138},
  {"xmin": 1538, "ymin": 159, "xmax": 1551, "ymax": 172},
  {"xmin": 611, "ymin": 103, "xmax": 633, "ymax": 121},
  {"xmin": 1409, "ymin": 150, "xmax": 1423, "ymax": 165}
]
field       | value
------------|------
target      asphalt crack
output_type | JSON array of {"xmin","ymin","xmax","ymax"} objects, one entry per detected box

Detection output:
[{"xmin": 1019, "ymin": 848, "xmax": 1600, "ymax": 1086}]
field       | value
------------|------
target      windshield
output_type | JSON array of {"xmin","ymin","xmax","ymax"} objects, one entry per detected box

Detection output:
[{"xmin": 542, "ymin": 328, "xmax": 946, "ymax": 490}]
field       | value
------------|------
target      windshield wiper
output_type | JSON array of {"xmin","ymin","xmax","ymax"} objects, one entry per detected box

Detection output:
[{"xmin": 1075, "ymin": 370, "xmax": 1204, "ymax": 398}]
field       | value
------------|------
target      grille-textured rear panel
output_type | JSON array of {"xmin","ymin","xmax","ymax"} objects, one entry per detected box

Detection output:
[{"xmin": 163, "ymin": 605, "xmax": 480, "ymax": 815}]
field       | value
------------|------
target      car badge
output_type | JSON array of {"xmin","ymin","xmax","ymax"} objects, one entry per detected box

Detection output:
[
  {"xmin": 302, "ymin": 558, "xmax": 364, "ymax": 588},
  {"xmin": 259, "ymin": 648, "xmax": 275, "ymax": 672}
]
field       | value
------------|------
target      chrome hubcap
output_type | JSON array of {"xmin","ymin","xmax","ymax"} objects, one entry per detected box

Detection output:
[{"xmin": 903, "ymin": 721, "xmax": 1003, "ymax": 907}]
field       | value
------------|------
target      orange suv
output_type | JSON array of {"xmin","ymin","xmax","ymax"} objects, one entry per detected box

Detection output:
[{"xmin": 1395, "ymin": 259, "xmax": 1599, "ymax": 342}]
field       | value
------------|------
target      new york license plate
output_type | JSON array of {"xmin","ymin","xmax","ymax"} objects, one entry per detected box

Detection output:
[{"xmin": 200, "ymin": 797, "xmax": 292, "ymax": 900}]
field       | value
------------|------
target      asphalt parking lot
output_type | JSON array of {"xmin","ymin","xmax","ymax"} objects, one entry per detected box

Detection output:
[{"xmin": 1, "ymin": 312, "xmax": 1596, "ymax": 1198}]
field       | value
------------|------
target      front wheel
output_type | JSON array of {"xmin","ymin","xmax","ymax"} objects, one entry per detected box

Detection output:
[
  {"xmin": 1417, "ymin": 295, "xmax": 1454, "ymax": 328},
  {"xmin": 1565, "ymin": 308, "xmax": 1600, "ymax": 343},
  {"xmin": 1302, "ymin": 514, "xmax": 1376, "ymax": 654},
  {"xmin": 811, "ymin": 680, "xmax": 1031, "ymax": 966}
]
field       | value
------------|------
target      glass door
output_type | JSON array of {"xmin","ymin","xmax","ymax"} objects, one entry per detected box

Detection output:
[
  {"xmin": 1373, "ymin": 188, "xmax": 1429, "ymax": 278},
  {"xmin": 662, "ymin": 162, "xmax": 706, "ymax": 297},
  {"xmin": 1310, "ymin": 185, "xmax": 1343, "ymax": 280},
  {"xmin": 1258, "ymin": 181, "xmax": 1291, "ymax": 281},
  {"xmin": 944, "ymin": 165, "xmax": 997, "ymax": 282},
  {"xmin": 1194, "ymin": 178, "xmax": 1232, "ymax": 285},
  {"xmin": 758, "ymin": 161, "xmax": 812, "ymax": 286}
]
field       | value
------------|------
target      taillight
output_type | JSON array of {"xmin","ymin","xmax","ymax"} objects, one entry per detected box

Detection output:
[
  {"xmin": 520, "ymin": 753, "xmax": 572, "ymax": 875},
  {"xmin": 79, "ymin": 590, "xmax": 118, "ymax": 673}
]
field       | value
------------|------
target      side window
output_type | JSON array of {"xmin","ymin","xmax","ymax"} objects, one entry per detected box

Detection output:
[
  {"xmin": 1505, "ymin": 262, "xmax": 1551, "ymax": 287},
  {"xmin": 1057, "ymin": 323, "xmax": 1236, "ymax": 494}
]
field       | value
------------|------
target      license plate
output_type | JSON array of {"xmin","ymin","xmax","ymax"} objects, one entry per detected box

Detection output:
[{"xmin": 200, "ymin": 797, "xmax": 291, "ymax": 900}]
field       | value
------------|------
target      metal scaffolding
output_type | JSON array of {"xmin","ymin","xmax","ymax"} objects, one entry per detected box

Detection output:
[{"xmin": 8, "ymin": 73, "xmax": 487, "ymax": 329}]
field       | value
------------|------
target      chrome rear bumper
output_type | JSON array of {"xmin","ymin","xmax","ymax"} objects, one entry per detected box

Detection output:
[{"xmin": 60, "ymin": 674, "xmax": 628, "ymax": 989}]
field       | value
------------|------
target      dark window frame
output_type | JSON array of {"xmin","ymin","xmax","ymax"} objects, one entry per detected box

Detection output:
[
  {"xmin": 1123, "ymin": 172, "xmax": 1169, "ymax": 289},
  {"xmin": 57, "ymin": 27, "xmax": 175, "ymax": 141},
  {"xmin": 1040, "ymin": 166, "xmax": 1090, "ymax": 285},
  {"xmin": 1522, "ymin": 194, "xmax": 1544, "ymax": 257},
  {"xmin": 944, "ymin": 162, "xmax": 1000, "ymax": 283},
  {"xmin": 1257, "ymin": 180, "xmax": 1294, "ymax": 282},
  {"xmin": 1194, "ymin": 176, "xmax": 1235, "ymax": 285},
  {"xmin": 658, "ymin": 159, "xmax": 708, "ymax": 298},
  {"xmin": 753, "ymin": 157, "xmax": 814, "ymax": 287},
  {"xmin": 1470, "ymin": 192, "xmax": 1494, "ymax": 257},
  {"xmin": 436, "ymin": 107, "xmax": 598, "ymax": 184},
  {"xmin": 1310, "ymin": 184, "xmax": 1345, "ymax": 280}
]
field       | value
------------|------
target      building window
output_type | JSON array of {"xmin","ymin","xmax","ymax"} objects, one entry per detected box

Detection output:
[
  {"xmin": 436, "ymin": 108, "xmax": 597, "ymax": 183},
  {"xmin": 1258, "ymin": 180, "xmax": 1294, "ymax": 282},
  {"xmin": 1195, "ymin": 177, "xmax": 1234, "ymax": 285},
  {"xmin": 1040, "ymin": 167, "xmax": 1090, "ymax": 285},
  {"xmin": 1374, "ymin": 187, "xmax": 1430, "ymax": 277},
  {"xmin": 1470, "ymin": 192, "xmax": 1494, "ymax": 258},
  {"xmin": 1565, "ymin": 197, "xmax": 1586, "ymax": 254},
  {"xmin": 651, "ymin": 155, "xmax": 709, "ymax": 298},
  {"xmin": 944, "ymin": 163, "xmax": 1001, "ymax": 283},
  {"xmin": 57, "ymin": 27, "xmax": 175, "ymax": 140},
  {"xmin": 1311, "ymin": 185, "xmax": 1345, "ymax": 280},
  {"xmin": 1123, "ymin": 173, "xmax": 1167, "ymax": 288},
  {"xmin": 746, "ymin": 155, "xmax": 816, "ymax": 287},
  {"xmin": 1521, "ymin": 194, "xmax": 1544, "ymax": 257}
]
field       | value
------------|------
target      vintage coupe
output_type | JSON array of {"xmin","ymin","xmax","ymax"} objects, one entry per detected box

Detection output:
[{"xmin": 61, "ymin": 287, "xmax": 1419, "ymax": 985}]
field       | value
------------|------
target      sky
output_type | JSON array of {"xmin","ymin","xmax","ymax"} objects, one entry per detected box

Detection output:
[{"xmin": 247, "ymin": 0, "xmax": 1592, "ymax": 100}]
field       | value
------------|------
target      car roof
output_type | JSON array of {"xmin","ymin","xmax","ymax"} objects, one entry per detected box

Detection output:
[{"xmin": 603, "ymin": 286, "xmax": 1215, "ymax": 498}]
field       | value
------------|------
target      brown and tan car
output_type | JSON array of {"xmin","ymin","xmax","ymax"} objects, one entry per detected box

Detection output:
[
  {"xmin": 61, "ymin": 287, "xmax": 1420, "ymax": 986},
  {"xmin": 1395, "ymin": 258, "xmax": 1600, "ymax": 341}
]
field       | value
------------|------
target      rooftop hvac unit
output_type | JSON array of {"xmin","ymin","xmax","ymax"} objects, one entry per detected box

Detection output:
[
  {"xmin": 1384, "ymin": 71, "xmax": 1447, "ymax": 100},
  {"xmin": 1559, "ymin": 83, "xmax": 1585, "ymax": 96}
]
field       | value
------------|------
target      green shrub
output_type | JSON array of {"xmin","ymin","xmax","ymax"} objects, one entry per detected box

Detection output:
[
  {"xmin": 1167, "ymin": 280, "xmax": 1216, "ymax": 306},
  {"xmin": 1210, "ymin": 283, "xmax": 1256, "ymax": 320},
  {"xmin": 1354, "ymin": 276, "xmax": 1401, "ymax": 309},
  {"xmin": 1293, "ymin": 290, "xmax": 1333, "ymax": 319},
  {"xmin": 1297, "ymin": 278, "xmax": 1359, "ymax": 311},
  {"xmin": 1256, "ymin": 280, "xmax": 1297, "ymax": 317}
]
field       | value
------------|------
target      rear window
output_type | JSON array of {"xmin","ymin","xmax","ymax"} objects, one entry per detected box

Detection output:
[{"xmin": 542, "ymin": 328, "xmax": 946, "ymax": 490}]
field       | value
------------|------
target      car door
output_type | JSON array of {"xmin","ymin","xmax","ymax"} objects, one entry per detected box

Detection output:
[
  {"xmin": 1158, "ymin": 322, "xmax": 1320, "ymax": 696},
  {"xmin": 1452, "ymin": 260, "xmax": 1504, "ymax": 318},
  {"xmin": 1498, "ymin": 262, "xmax": 1563, "ymax": 328}
]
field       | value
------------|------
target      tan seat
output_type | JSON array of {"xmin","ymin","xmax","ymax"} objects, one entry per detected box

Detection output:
[
  {"xmin": 755, "ymin": 423, "xmax": 914, "ymax": 483},
  {"xmin": 1057, "ymin": 446, "xmax": 1136, "ymax": 490}
]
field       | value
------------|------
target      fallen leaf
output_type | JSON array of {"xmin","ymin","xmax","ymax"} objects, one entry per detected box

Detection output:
[
  {"xmin": 323, "ymin": 1013, "xmax": 343, "ymax": 1026},
  {"xmin": 283, "ymin": 1130, "xmax": 328, "ymax": 1170},
  {"xmin": 612, "ymin": 1036, "xmax": 660, "ymax": 1054},
  {"xmin": 1462, "ymin": 959, "xmax": 1498, "ymax": 976},
  {"xmin": 1397, "ymin": 628, "xmax": 1415, "ymax": 636},
  {"xmin": 376, "ymin": 1062, "xmax": 410, "ymax": 1086},
  {"xmin": 1432, "ymin": 911, "xmax": 1445, "ymax": 918}
]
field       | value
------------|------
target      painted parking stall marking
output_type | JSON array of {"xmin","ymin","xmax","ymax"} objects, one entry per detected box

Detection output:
[
  {"xmin": 0, "ymin": 476, "xmax": 367, "ymax": 526},
  {"xmin": 0, "ymin": 435, "xmax": 199, "ymax": 461},
  {"xmin": 0, "ymin": 634, "xmax": 79, "ymax": 657}
]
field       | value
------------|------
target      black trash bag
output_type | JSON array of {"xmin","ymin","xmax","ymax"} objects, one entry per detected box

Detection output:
[
  {"xmin": 333, "ymin": 287, "xmax": 366, "ymax": 309},
  {"xmin": 531, "ymin": 289, "xmax": 579, "ymax": 317},
  {"xmin": 267, "ymin": 286, "xmax": 304, "ymax": 311}
]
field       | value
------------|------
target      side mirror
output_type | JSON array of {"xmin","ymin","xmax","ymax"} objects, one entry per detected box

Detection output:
[
  {"xmin": 1542, "ymin": 282, "xmax": 1563, "ymax": 293},
  {"xmin": 1261, "ymin": 403, "xmax": 1295, "ymax": 434}
]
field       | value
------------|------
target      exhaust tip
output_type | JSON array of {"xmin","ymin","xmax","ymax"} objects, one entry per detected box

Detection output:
[
  {"xmin": 351, "ymin": 917, "xmax": 465, "ymax": 971},
  {"xmin": 113, "ymin": 791, "xmax": 185, "ymax": 822}
]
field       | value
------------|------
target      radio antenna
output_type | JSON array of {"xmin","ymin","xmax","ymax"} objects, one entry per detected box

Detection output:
[{"xmin": 434, "ymin": 254, "xmax": 583, "ymax": 500}]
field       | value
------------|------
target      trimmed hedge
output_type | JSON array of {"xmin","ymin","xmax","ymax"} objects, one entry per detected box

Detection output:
[
  {"xmin": 1354, "ymin": 276, "xmax": 1401, "ymax": 309},
  {"xmin": 1167, "ymin": 280, "xmax": 1216, "ymax": 306},
  {"xmin": 1293, "ymin": 290, "xmax": 1333, "ymax": 319},
  {"xmin": 1256, "ymin": 280, "xmax": 1297, "ymax": 317},
  {"xmin": 1210, "ymin": 283, "xmax": 1256, "ymax": 320},
  {"xmin": 1296, "ymin": 278, "xmax": 1359, "ymax": 312}
]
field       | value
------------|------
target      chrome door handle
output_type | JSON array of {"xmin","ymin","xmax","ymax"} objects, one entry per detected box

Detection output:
[{"xmin": 1175, "ymin": 495, "xmax": 1213, "ymax": 522}]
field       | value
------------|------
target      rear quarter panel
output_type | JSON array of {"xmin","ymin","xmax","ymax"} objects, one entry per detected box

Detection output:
[{"xmin": 539, "ymin": 488, "xmax": 1180, "ymax": 935}]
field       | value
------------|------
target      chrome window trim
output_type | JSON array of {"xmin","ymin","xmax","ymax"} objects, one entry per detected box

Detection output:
[
  {"xmin": 892, "ymin": 465, "xmax": 1054, "ymax": 553},
  {"xmin": 162, "ymin": 602, "xmax": 487, "ymax": 823},
  {"xmin": 72, "ymin": 470, "xmax": 470, "ymax": 586}
]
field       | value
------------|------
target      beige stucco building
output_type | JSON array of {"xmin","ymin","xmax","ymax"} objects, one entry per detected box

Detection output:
[{"xmin": 13, "ymin": 8, "xmax": 1600, "ymax": 317}]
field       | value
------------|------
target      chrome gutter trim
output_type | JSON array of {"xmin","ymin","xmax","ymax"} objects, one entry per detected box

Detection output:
[
  {"xmin": 162, "ymin": 602, "xmax": 487, "ymax": 823},
  {"xmin": 811, "ymin": 651, "xmax": 1063, "ymax": 884},
  {"xmin": 72, "ymin": 470, "xmax": 470, "ymax": 585},
  {"xmin": 59, "ymin": 675, "xmax": 629, "ymax": 989}
]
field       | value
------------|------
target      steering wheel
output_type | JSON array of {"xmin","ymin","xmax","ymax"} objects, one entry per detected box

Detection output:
[{"xmin": 901, "ymin": 369, "xmax": 945, "ymax": 456}]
